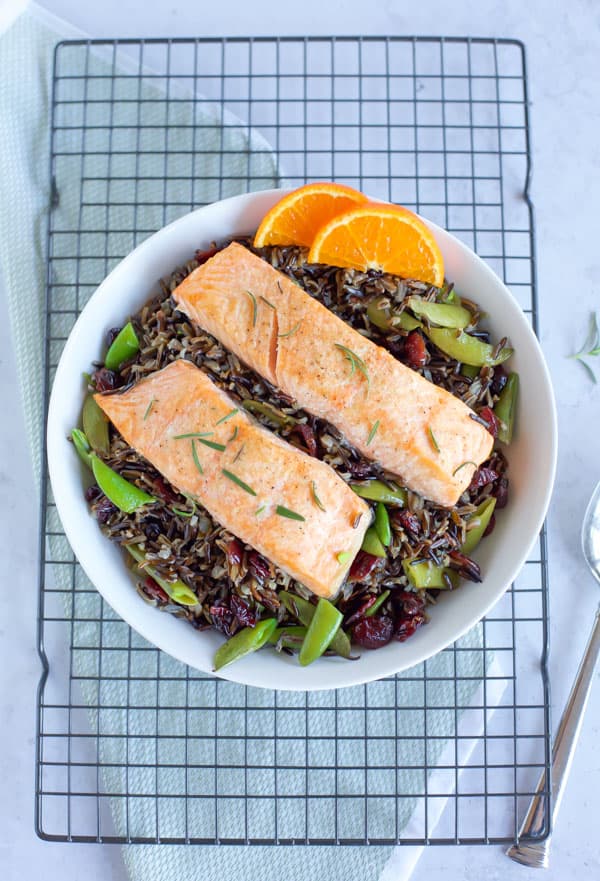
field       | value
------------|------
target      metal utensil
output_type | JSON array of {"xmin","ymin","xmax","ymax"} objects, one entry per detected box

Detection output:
[{"xmin": 506, "ymin": 482, "xmax": 600, "ymax": 867}]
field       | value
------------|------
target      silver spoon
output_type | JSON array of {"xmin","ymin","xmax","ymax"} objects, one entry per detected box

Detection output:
[{"xmin": 506, "ymin": 481, "xmax": 600, "ymax": 867}]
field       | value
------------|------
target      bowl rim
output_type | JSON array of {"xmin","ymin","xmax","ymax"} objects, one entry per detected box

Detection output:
[{"xmin": 46, "ymin": 188, "xmax": 558, "ymax": 690}]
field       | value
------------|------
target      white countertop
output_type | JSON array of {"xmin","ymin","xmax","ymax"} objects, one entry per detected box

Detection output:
[{"xmin": 1, "ymin": 0, "xmax": 599, "ymax": 878}]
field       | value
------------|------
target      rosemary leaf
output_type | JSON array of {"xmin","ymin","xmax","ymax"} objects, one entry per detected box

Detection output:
[
  {"xmin": 310, "ymin": 480, "xmax": 326, "ymax": 512},
  {"xmin": 428, "ymin": 426, "xmax": 440, "ymax": 453},
  {"xmin": 334, "ymin": 343, "xmax": 370, "ymax": 390},
  {"xmin": 191, "ymin": 440, "xmax": 203, "ymax": 475},
  {"xmin": 244, "ymin": 289, "xmax": 258, "ymax": 327},
  {"xmin": 275, "ymin": 505, "xmax": 305, "ymax": 522},
  {"xmin": 278, "ymin": 320, "xmax": 302, "ymax": 339},
  {"xmin": 143, "ymin": 398, "xmax": 156, "ymax": 421},
  {"xmin": 197, "ymin": 438, "xmax": 227, "ymax": 452},
  {"xmin": 366, "ymin": 419, "xmax": 380, "ymax": 446},
  {"xmin": 222, "ymin": 469, "xmax": 256, "ymax": 496},
  {"xmin": 215, "ymin": 408, "xmax": 239, "ymax": 425},
  {"xmin": 452, "ymin": 460, "xmax": 478, "ymax": 476},
  {"xmin": 229, "ymin": 425, "xmax": 239, "ymax": 442},
  {"xmin": 173, "ymin": 431, "xmax": 214, "ymax": 440},
  {"xmin": 255, "ymin": 504, "xmax": 266, "ymax": 515},
  {"xmin": 260, "ymin": 295, "xmax": 276, "ymax": 310}
]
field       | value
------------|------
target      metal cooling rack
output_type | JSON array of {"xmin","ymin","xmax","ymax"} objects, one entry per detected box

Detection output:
[{"xmin": 36, "ymin": 36, "xmax": 550, "ymax": 845}]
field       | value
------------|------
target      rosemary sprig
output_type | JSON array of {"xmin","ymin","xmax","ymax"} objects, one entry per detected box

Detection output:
[
  {"xmin": 222, "ymin": 468, "xmax": 256, "ymax": 496},
  {"xmin": 244, "ymin": 289, "xmax": 258, "ymax": 327},
  {"xmin": 570, "ymin": 311, "xmax": 600, "ymax": 383},
  {"xmin": 278, "ymin": 320, "xmax": 302, "ymax": 339},
  {"xmin": 428, "ymin": 426, "xmax": 440, "ymax": 453},
  {"xmin": 310, "ymin": 480, "xmax": 326, "ymax": 512},
  {"xmin": 173, "ymin": 431, "xmax": 214, "ymax": 440},
  {"xmin": 366, "ymin": 419, "xmax": 380, "ymax": 446},
  {"xmin": 334, "ymin": 343, "xmax": 370, "ymax": 390},
  {"xmin": 191, "ymin": 440, "xmax": 203, "ymax": 475},
  {"xmin": 216, "ymin": 408, "xmax": 238, "ymax": 425},
  {"xmin": 143, "ymin": 398, "xmax": 156, "ymax": 420},
  {"xmin": 197, "ymin": 438, "xmax": 226, "ymax": 452},
  {"xmin": 452, "ymin": 460, "xmax": 478, "ymax": 476},
  {"xmin": 275, "ymin": 505, "xmax": 305, "ymax": 522}
]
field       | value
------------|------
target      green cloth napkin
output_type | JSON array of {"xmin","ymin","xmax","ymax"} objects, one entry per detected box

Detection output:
[{"xmin": 1, "ymin": 9, "xmax": 489, "ymax": 880}]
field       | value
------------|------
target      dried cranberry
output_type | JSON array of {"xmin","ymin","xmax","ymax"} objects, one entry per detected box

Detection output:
[
  {"xmin": 352, "ymin": 615, "xmax": 394, "ymax": 649},
  {"xmin": 478, "ymin": 406, "xmax": 499, "ymax": 438},
  {"xmin": 93, "ymin": 367, "xmax": 122, "ymax": 392},
  {"xmin": 404, "ymin": 331, "xmax": 428, "ymax": 369},
  {"xmin": 195, "ymin": 246, "xmax": 219, "ymax": 265},
  {"xmin": 106, "ymin": 326, "xmax": 122, "ymax": 347},
  {"xmin": 291, "ymin": 423, "xmax": 318, "ymax": 457},
  {"xmin": 84, "ymin": 484, "xmax": 102, "ymax": 503},
  {"xmin": 469, "ymin": 466, "xmax": 499, "ymax": 491},
  {"xmin": 394, "ymin": 590, "xmax": 425, "ymax": 618},
  {"xmin": 493, "ymin": 477, "xmax": 509, "ymax": 509},
  {"xmin": 143, "ymin": 576, "xmax": 169, "ymax": 604},
  {"xmin": 395, "ymin": 612, "xmax": 426, "ymax": 642},
  {"xmin": 448, "ymin": 550, "xmax": 482, "ymax": 583},
  {"xmin": 209, "ymin": 602, "xmax": 234, "ymax": 635},
  {"xmin": 490, "ymin": 366, "xmax": 508, "ymax": 396},
  {"xmin": 348, "ymin": 551, "xmax": 380, "ymax": 582},
  {"xmin": 226, "ymin": 538, "xmax": 244, "ymax": 567},
  {"xmin": 95, "ymin": 496, "xmax": 117, "ymax": 524},
  {"xmin": 143, "ymin": 519, "xmax": 162, "ymax": 542},
  {"xmin": 248, "ymin": 551, "xmax": 271, "ymax": 582},
  {"xmin": 153, "ymin": 476, "xmax": 179, "ymax": 504},
  {"xmin": 395, "ymin": 510, "xmax": 421, "ymax": 536},
  {"xmin": 483, "ymin": 513, "xmax": 496, "ymax": 538},
  {"xmin": 230, "ymin": 594, "xmax": 256, "ymax": 627}
]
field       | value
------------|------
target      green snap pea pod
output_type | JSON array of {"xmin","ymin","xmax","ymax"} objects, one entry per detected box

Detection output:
[
  {"xmin": 365, "ymin": 589, "xmax": 390, "ymax": 617},
  {"xmin": 82, "ymin": 394, "xmax": 110, "ymax": 454},
  {"xmin": 268, "ymin": 625, "xmax": 308, "ymax": 648},
  {"xmin": 439, "ymin": 287, "xmax": 460, "ymax": 305},
  {"xmin": 361, "ymin": 526, "xmax": 387, "ymax": 558},
  {"xmin": 424, "ymin": 327, "xmax": 514, "ymax": 367},
  {"xmin": 104, "ymin": 321, "xmax": 139, "ymax": 370},
  {"xmin": 242, "ymin": 398, "xmax": 297, "ymax": 428},
  {"xmin": 280, "ymin": 591, "xmax": 352, "ymax": 658},
  {"xmin": 214, "ymin": 618, "xmax": 278, "ymax": 670},
  {"xmin": 407, "ymin": 296, "xmax": 472, "ymax": 329},
  {"xmin": 402, "ymin": 559, "xmax": 458, "ymax": 590},
  {"xmin": 91, "ymin": 453, "xmax": 156, "ymax": 513},
  {"xmin": 125, "ymin": 544, "xmax": 198, "ymax": 606},
  {"xmin": 71, "ymin": 428, "xmax": 93, "ymax": 468},
  {"xmin": 374, "ymin": 502, "xmax": 392, "ymax": 547},
  {"xmin": 495, "ymin": 372, "xmax": 519, "ymax": 444},
  {"xmin": 460, "ymin": 364, "xmax": 480, "ymax": 379},
  {"xmin": 351, "ymin": 480, "xmax": 407, "ymax": 506},
  {"xmin": 367, "ymin": 298, "xmax": 421, "ymax": 332},
  {"xmin": 461, "ymin": 497, "xmax": 497, "ymax": 555},
  {"xmin": 298, "ymin": 598, "xmax": 343, "ymax": 666}
]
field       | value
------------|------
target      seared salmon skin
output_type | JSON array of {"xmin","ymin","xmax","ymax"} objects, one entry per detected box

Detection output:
[
  {"xmin": 94, "ymin": 360, "xmax": 370, "ymax": 599},
  {"xmin": 172, "ymin": 242, "xmax": 493, "ymax": 507}
]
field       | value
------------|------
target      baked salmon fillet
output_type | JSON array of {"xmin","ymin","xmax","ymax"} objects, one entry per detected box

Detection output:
[
  {"xmin": 172, "ymin": 242, "xmax": 493, "ymax": 507},
  {"xmin": 94, "ymin": 360, "xmax": 370, "ymax": 599}
]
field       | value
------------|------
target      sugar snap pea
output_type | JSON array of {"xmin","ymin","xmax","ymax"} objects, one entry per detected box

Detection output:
[
  {"xmin": 424, "ymin": 327, "xmax": 513, "ymax": 367},
  {"xmin": 125, "ymin": 544, "xmax": 198, "ymax": 606},
  {"xmin": 407, "ymin": 296, "xmax": 472, "ymax": 329},
  {"xmin": 268, "ymin": 625, "xmax": 308, "ymax": 648},
  {"xmin": 214, "ymin": 618, "xmax": 278, "ymax": 670},
  {"xmin": 242, "ymin": 398, "xmax": 297, "ymax": 428},
  {"xmin": 461, "ymin": 497, "xmax": 497, "ymax": 554},
  {"xmin": 361, "ymin": 526, "xmax": 387, "ymax": 558},
  {"xmin": 104, "ymin": 321, "xmax": 139, "ymax": 370},
  {"xmin": 460, "ymin": 364, "xmax": 480, "ymax": 379},
  {"xmin": 365, "ymin": 589, "xmax": 390, "ymax": 617},
  {"xmin": 298, "ymin": 598, "xmax": 343, "ymax": 666},
  {"xmin": 351, "ymin": 480, "xmax": 407, "ymax": 506},
  {"xmin": 91, "ymin": 453, "xmax": 156, "ymax": 513},
  {"xmin": 495, "ymin": 372, "xmax": 519, "ymax": 444},
  {"xmin": 82, "ymin": 394, "xmax": 110, "ymax": 454},
  {"xmin": 374, "ymin": 502, "xmax": 391, "ymax": 547},
  {"xmin": 403, "ymin": 559, "xmax": 458, "ymax": 590},
  {"xmin": 367, "ymin": 298, "xmax": 422, "ymax": 332},
  {"xmin": 71, "ymin": 428, "xmax": 93, "ymax": 468},
  {"xmin": 280, "ymin": 591, "xmax": 351, "ymax": 658}
]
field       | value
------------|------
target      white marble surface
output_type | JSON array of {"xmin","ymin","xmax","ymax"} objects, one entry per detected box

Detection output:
[{"xmin": 1, "ymin": 0, "xmax": 599, "ymax": 878}]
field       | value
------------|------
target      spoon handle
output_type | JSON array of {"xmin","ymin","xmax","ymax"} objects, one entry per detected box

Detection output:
[{"xmin": 506, "ymin": 603, "xmax": 600, "ymax": 868}]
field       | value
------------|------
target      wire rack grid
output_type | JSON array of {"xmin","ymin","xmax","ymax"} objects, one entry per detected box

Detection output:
[{"xmin": 36, "ymin": 35, "xmax": 550, "ymax": 846}]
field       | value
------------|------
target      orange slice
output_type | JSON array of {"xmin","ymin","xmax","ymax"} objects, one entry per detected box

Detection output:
[
  {"xmin": 307, "ymin": 203, "xmax": 445, "ymax": 286},
  {"xmin": 253, "ymin": 182, "xmax": 368, "ymax": 249}
]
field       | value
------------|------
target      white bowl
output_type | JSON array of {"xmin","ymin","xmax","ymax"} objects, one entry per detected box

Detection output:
[{"xmin": 47, "ymin": 189, "xmax": 557, "ymax": 691}]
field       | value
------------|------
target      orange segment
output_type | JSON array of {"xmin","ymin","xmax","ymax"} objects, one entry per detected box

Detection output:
[
  {"xmin": 307, "ymin": 203, "xmax": 445, "ymax": 286},
  {"xmin": 253, "ymin": 182, "xmax": 368, "ymax": 249}
]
